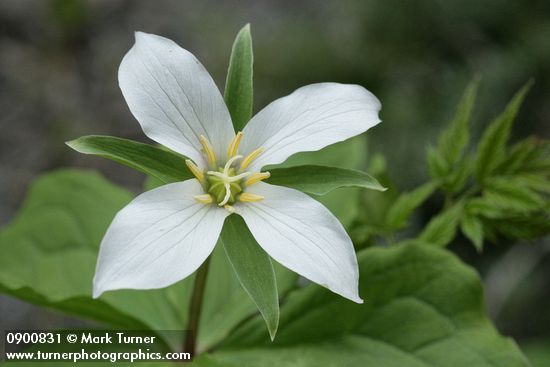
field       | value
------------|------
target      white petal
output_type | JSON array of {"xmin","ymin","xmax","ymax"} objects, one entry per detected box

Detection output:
[
  {"xmin": 119, "ymin": 32, "xmax": 235, "ymax": 167},
  {"xmin": 93, "ymin": 180, "xmax": 228, "ymax": 298},
  {"xmin": 240, "ymin": 83, "xmax": 381, "ymax": 172},
  {"xmin": 234, "ymin": 183, "xmax": 362, "ymax": 303}
]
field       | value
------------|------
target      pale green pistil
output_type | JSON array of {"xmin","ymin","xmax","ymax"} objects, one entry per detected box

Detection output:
[
  {"xmin": 207, "ymin": 167, "xmax": 243, "ymax": 205},
  {"xmin": 206, "ymin": 155, "xmax": 250, "ymax": 206}
]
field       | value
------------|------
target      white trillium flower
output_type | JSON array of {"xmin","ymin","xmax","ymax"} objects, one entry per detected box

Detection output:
[{"xmin": 93, "ymin": 32, "xmax": 381, "ymax": 304}]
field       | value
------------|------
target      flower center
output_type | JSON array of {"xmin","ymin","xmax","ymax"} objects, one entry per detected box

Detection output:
[
  {"xmin": 185, "ymin": 133, "xmax": 270, "ymax": 212},
  {"xmin": 206, "ymin": 155, "xmax": 250, "ymax": 206}
]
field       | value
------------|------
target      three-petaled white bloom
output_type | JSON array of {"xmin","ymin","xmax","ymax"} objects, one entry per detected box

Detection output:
[{"xmin": 93, "ymin": 32, "xmax": 381, "ymax": 303}]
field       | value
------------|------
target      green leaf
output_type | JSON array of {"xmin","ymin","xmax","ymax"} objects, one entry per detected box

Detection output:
[
  {"xmin": 224, "ymin": 24, "xmax": 253, "ymax": 131},
  {"xmin": 466, "ymin": 197, "xmax": 507, "ymax": 219},
  {"xmin": 521, "ymin": 339, "xmax": 550, "ymax": 367},
  {"xmin": 484, "ymin": 177, "xmax": 543, "ymax": 212},
  {"xmin": 444, "ymin": 158, "xmax": 472, "ymax": 193},
  {"xmin": 189, "ymin": 356, "xmax": 233, "ymax": 367},
  {"xmin": 521, "ymin": 140, "xmax": 550, "ymax": 173},
  {"xmin": 438, "ymin": 79, "xmax": 479, "ymax": 166},
  {"xmin": 209, "ymin": 245, "xmax": 529, "ymax": 366},
  {"xmin": 419, "ymin": 203, "xmax": 463, "ymax": 247},
  {"xmin": 220, "ymin": 215, "xmax": 279, "ymax": 340},
  {"xmin": 475, "ymin": 82, "xmax": 532, "ymax": 182},
  {"xmin": 267, "ymin": 165, "xmax": 386, "ymax": 195},
  {"xmin": 427, "ymin": 80, "xmax": 477, "ymax": 191},
  {"xmin": 515, "ymin": 173, "xmax": 550, "ymax": 194},
  {"xmin": 386, "ymin": 181, "xmax": 437, "ymax": 230},
  {"xmin": 460, "ymin": 211, "xmax": 484, "ymax": 252},
  {"xmin": 497, "ymin": 137, "xmax": 540, "ymax": 175},
  {"xmin": 270, "ymin": 136, "xmax": 368, "ymax": 228},
  {"xmin": 427, "ymin": 145, "xmax": 449, "ymax": 179},
  {"xmin": 0, "ymin": 170, "xmax": 186, "ymax": 335},
  {"xmin": 66, "ymin": 135, "xmax": 190, "ymax": 184},
  {"xmin": 485, "ymin": 213, "xmax": 550, "ymax": 240},
  {"xmin": 198, "ymin": 245, "xmax": 295, "ymax": 352}
]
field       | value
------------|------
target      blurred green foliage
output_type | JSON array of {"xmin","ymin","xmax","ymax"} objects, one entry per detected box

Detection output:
[{"xmin": 352, "ymin": 81, "xmax": 550, "ymax": 248}]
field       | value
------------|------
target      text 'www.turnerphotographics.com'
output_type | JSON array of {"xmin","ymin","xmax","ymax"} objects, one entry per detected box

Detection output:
[{"xmin": 3, "ymin": 330, "xmax": 192, "ymax": 363}]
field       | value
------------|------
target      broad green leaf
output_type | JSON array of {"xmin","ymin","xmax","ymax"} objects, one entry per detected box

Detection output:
[
  {"xmin": 224, "ymin": 24, "xmax": 253, "ymax": 131},
  {"xmin": 190, "ymin": 355, "xmax": 232, "ymax": 367},
  {"xmin": 432, "ymin": 79, "xmax": 479, "ymax": 173},
  {"xmin": 267, "ymin": 165, "xmax": 386, "ymax": 195},
  {"xmin": 460, "ymin": 211, "xmax": 484, "ymax": 252},
  {"xmin": 67, "ymin": 135, "xmax": 190, "ymax": 184},
  {"xmin": 386, "ymin": 181, "xmax": 437, "ymax": 230},
  {"xmin": 0, "ymin": 170, "xmax": 186, "ymax": 335},
  {"xmin": 419, "ymin": 203, "xmax": 463, "ymax": 247},
  {"xmin": 143, "ymin": 175, "xmax": 165, "ymax": 191},
  {"xmin": 475, "ymin": 82, "xmax": 532, "ymax": 182},
  {"xmin": 220, "ymin": 215, "xmax": 279, "ymax": 340},
  {"xmin": 521, "ymin": 339, "xmax": 550, "ymax": 367},
  {"xmin": 209, "ymin": 244, "xmax": 529, "ymax": 366}
]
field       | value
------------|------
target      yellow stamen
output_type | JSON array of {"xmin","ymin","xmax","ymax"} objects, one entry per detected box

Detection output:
[
  {"xmin": 224, "ymin": 204, "xmax": 235, "ymax": 213},
  {"xmin": 227, "ymin": 132, "xmax": 243, "ymax": 158},
  {"xmin": 199, "ymin": 135, "xmax": 217, "ymax": 166},
  {"xmin": 194, "ymin": 194, "xmax": 213, "ymax": 204},
  {"xmin": 240, "ymin": 147, "xmax": 264, "ymax": 170},
  {"xmin": 245, "ymin": 172, "xmax": 271, "ymax": 186},
  {"xmin": 185, "ymin": 159, "xmax": 204, "ymax": 183},
  {"xmin": 239, "ymin": 193, "xmax": 264, "ymax": 202}
]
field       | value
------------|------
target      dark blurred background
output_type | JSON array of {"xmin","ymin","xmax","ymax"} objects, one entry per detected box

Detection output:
[{"xmin": 1, "ymin": 0, "xmax": 549, "ymax": 361}]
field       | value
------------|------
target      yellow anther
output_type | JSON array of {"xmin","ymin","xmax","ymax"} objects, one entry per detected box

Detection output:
[
  {"xmin": 245, "ymin": 172, "xmax": 271, "ymax": 186},
  {"xmin": 185, "ymin": 159, "xmax": 204, "ymax": 183},
  {"xmin": 239, "ymin": 193, "xmax": 264, "ymax": 202},
  {"xmin": 194, "ymin": 194, "xmax": 213, "ymax": 204},
  {"xmin": 240, "ymin": 147, "xmax": 264, "ymax": 170},
  {"xmin": 199, "ymin": 135, "xmax": 217, "ymax": 166},
  {"xmin": 227, "ymin": 132, "xmax": 243, "ymax": 158},
  {"xmin": 224, "ymin": 204, "xmax": 235, "ymax": 213}
]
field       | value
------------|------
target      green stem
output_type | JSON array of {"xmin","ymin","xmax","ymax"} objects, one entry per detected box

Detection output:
[{"xmin": 184, "ymin": 257, "xmax": 211, "ymax": 356}]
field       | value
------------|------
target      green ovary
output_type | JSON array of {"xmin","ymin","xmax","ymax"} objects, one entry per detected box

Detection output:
[{"xmin": 206, "ymin": 167, "xmax": 243, "ymax": 205}]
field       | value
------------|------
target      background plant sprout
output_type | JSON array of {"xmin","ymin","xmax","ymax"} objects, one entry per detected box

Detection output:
[{"xmin": 0, "ymin": 22, "xmax": 549, "ymax": 367}]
